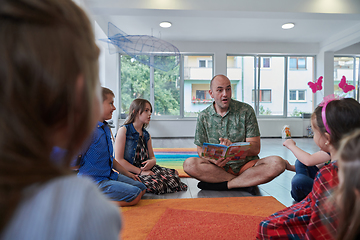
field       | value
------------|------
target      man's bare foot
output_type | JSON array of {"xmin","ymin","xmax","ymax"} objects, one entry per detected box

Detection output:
[{"xmin": 285, "ymin": 160, "xmax": 296, "ymax": 172}]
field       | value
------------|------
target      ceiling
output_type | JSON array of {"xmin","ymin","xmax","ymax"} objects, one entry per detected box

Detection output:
[{"xmin": 83, "ymin": 0, "xmax": 360, "ymax": 50}]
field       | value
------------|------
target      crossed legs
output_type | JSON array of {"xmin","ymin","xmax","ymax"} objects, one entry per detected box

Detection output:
[{"xmin": 183, "ymin": 155, "xmax": 286, "ymax": 189}]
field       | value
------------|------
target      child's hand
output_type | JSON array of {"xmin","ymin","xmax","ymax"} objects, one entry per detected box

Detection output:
[
  {"xmin": 141, "ymin": 159, "xmax": 156, "ymax": 171},
  {"xmin": 141, "ymin": 170, "xmax": 155, "ymax": 176},
  {"xmin": 283, "ymin": 139, "xmax": 296, "ymax": 149},
  {"xmin": 125, "ymin": 172, "xmax": 141, "ymax": 181}
]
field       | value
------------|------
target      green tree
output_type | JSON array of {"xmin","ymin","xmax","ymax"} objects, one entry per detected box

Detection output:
[
  {"xmin": 259, "ymin": 105, "xmax": 272, "ymax": 115},
  {"xmin": 120, "ymin": 55, "xmax": 180, "ymax": 116},
  {"xmin": 290, "ymin": 107, "xmax": 304, "ymax": 117}
]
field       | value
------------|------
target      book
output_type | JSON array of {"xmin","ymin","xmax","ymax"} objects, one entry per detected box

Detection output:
[{"xmin": 202, "ymin": 142, "xmax": 251, "ymax": 160}]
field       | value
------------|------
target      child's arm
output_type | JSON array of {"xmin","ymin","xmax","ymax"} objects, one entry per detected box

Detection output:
[
  {"xmin": 112, "ymin": 159, "xmax": 140, "ymax": 181},
  {"xmin": 141, "ymin": 136, "xmax": 156, "ymax": 171},
  {"xmin": 283, "ymin": 139, "xmax": 331, "ymax": 166},
  {"xmin": 114, "ymin": 126, "xmax": 144, "ymax": 174}
]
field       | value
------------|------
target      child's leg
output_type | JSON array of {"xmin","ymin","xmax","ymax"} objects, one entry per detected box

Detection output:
[
  {"xmin": 98, "ymin": 175, "xmax": 146, "ymax": 206},
  {"xmin": 291, "ymin": 160, "xmax": 319, "ymax": 202}
]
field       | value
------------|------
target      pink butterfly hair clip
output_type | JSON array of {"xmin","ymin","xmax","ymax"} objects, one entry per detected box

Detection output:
[
  {"xmin": 308, "ymin": 76, "xmax": 323, "ymax": 93},
  {"xmin": 338, "ymin": 75, "xmax": 355, "ymax": 93}
]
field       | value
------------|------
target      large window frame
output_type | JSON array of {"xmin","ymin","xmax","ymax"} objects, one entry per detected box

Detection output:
[
  {"xmin": 228, "ymin": 54, "xmax": 316, "ymax": 118},
  {"xmin": 118, "ymin": 54, "xmax": 182, "ymax": 119},
  {"xmin": 334, "ymin": 55, "xmax": 359, "ymax": 100},
  {"xmin": 118, "ymin": 53, "xmax": 316, "ymax": 119}
]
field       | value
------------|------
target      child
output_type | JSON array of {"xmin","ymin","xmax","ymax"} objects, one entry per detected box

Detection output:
[
  {"xmin": 257, "ymin": 98, "xmax": 360, "ymax": 240},
  {"xmin": 283, "ymin": 139, "xmax": 331, "ymax": 202},
  {"xmin": 0, "ymin": 0, "xmax": 121, "ymax": 239},
  {"xmin": 115, "ymin": 98, "xmax": 188, "ymax": 194},
  {"xmin": 321, "ymin": 129, "xmax": 360, "ymax": 240},
  {"xmin": 78, "ymin": 88, "xmax": 146, "ymax": 206}
]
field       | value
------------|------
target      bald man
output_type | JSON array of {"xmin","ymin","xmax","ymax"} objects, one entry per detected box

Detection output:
[{"xmin": 183, "ymin": 74, "xmax": 285, "ymax": 191}]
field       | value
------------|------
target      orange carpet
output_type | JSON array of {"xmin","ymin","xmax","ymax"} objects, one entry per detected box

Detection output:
[{"xmin": 120, "ymin": 196, "xmax": 285, "ymax": 240}]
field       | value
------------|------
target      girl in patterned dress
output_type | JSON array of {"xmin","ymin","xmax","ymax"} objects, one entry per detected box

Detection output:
[{"xmin": 115, "ymin": 99, "xmax": 188, "ymax": 194}]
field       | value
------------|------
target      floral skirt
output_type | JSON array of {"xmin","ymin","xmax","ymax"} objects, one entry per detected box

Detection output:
[{"xmin": 138, "ymin": 165, "xmax": 188, "ymax": 195}]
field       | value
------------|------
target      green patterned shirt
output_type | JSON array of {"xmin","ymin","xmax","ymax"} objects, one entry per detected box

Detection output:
[{"xmin": 194, "ymin": 99, "xmax": 260, "ymax": 173}]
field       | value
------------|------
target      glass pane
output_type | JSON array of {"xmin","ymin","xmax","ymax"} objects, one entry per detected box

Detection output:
[
  {"xmin": 259, "ymin": 56, "xmax": 284, "ymax": 116},
  {"xmin": 227, "ymin": 56, "xmax": 255, "ymax": 109},
  {"xmin": 298, "ymin": 90, "xmax": 305, "ymax": 100},
  {"xmin": 289, "ymin": 90, "xmax": 296, "ymax": 100},
  {"xmin": 184, "ymin": 55, "xmax": 213, "ymax": 117},
  {"xmin": 120, "ymin": 55, "xmax": 150, "ymax": 118},
  {"xmin": 199, "ymin": 60, "xmax": 206, "ymax": 68},
  {"xmin": 263, "ymin": 58, "xmax": 270, "ymax": 68},
  {"xmin": 262, "ymin": 90, "xmax": 271, "ymax": 102},
  {"xmin": 287, "ymin": 56, "xmax": 314, "ymax": 117},
  {"xmin": 298, "ymin": 58, "xmax": 306, "ymax": 69},
  {"xmin": 208, "ymin": 60, "xmax": 213, "ymax": 68},
  {"xmin": 334, "ymin": 56, "xmax": 355, "ymax": 98},
  {"xmin": 154, "ymin": 55, "xmax": 180, "ymax": 116},
  {"xmin": 289, "ymin": 58, "xmax": 297, "ymax": 69}
]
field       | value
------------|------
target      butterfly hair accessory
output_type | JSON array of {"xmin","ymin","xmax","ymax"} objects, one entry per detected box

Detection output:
[
  {"xmin": 308, "ymin": 76, "xmax": 323, "ymax": 93},
  {"xmin": 338, "ymin": 76, "xmax": 355, "ymax": 93}
]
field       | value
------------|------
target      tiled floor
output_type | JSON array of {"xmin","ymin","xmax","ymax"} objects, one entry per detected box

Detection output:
[{"xmin": 145, "ymin": 137, "xmax": 319, "ymax": 207}]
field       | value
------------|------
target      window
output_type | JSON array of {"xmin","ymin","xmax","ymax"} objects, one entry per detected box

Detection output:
[
  {"xmin": 184, "ymin": 55, "xmax": 214, "ymax": 117},
  {"xmin": 263, "ymin": 57, "xmax": 271, "ymax": 68},
  {"xmin": 198, "ymin": 59, "xmax": 212, "ymax": 68},
  {"xmin": 287, "ymin": 56, "xmax": 314, "ymax": 117},
  {"xmin": 252, "ymin": 89, "xmax": 271, "ymax": 102},
  {"xmin": 119, "ymin": 54, "xmax": 180, "ymax": 118},
  {"xmin": 199, "ymin": 60, "xmax": 206, "ymax": 68},
  {"xmin": 289, "ymin": 57, "xmax": 306, "ymax": 70},
  {"xmin": 120, "ymin": 53, "xmax": 316, "ymax": 119},
  {"xmin": 334, "ymin": 56, "xmax": 356, "ymax": 99},
  {"xmin": 289, "ymin": 90, "xmax": 306, "ymax": 102},
  {"xmin": 256, "ymin": 57, "xmax": 271, "ymax": 69},
  {"xmin": 196, "ymin": 90, "xmax": 210, "ymax": 100}
]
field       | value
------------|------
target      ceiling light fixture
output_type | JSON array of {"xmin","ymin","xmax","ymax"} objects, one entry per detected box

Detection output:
[
  {"xmin": 282, "ymin": 22, "xmax": 295, "ymax": 29},
  {"xmin": 160, "ymin": 21, "xmax": 172, "ymax": 28}
]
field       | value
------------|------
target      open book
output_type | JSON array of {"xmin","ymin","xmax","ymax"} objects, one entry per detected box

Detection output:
[{"xmin": 202, "ymin": 142, "xmax": 251, "ymax": 160}]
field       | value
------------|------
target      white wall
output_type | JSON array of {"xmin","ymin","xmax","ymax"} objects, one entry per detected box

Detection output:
[
  {"xmin": 94, "ymin": 21, "xmax": 119, "ymax": 133},
  {"xmin": 117, "ymin": 118, "xmax": 311, "ymax": 138}
]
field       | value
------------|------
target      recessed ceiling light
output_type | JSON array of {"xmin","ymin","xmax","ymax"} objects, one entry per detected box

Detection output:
[
  {"xmin": 282, "ymin": 22, "xmax": 295, "ymax": 29},
  {"xmin": 160, "ymin": 21, "xmax": 172, "ymax": 28}
]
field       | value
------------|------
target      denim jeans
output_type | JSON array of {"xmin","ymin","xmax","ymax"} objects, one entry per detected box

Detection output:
[
  {"xmin": 291, "ymin": 160, "xmax": 319, "ymax": 202},
  {"xmin": 98, "ymin": 174, "xmax": 146, "ymax": 202}
]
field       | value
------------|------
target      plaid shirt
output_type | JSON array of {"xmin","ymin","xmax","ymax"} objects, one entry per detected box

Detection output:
[{"xmin": 257, "ymin": 161, "xmax": 339, "ymax": 240}]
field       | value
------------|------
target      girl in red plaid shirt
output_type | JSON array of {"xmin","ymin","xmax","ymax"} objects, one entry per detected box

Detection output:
[{"xmin": 257, "ymin": 98, "xmax": 360, "ymax": 240}]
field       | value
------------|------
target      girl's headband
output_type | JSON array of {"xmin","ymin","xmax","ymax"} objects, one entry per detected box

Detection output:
[
  {"xmin": 319, "ymin": 94, "xmax": 340, "ymax": 135},
  {"xmin": 308, "ymin": 76, "xmax": 354, "ymax": 135}
]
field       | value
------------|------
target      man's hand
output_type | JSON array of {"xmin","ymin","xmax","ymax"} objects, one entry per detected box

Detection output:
[
  {"xmin": 219, "ymin": 138, "xmax": 232, "ymax": 146},
  {"xmin": 208, "ymin": 156, "xmax": 232, "ymax": 168}
]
